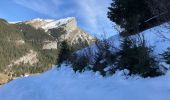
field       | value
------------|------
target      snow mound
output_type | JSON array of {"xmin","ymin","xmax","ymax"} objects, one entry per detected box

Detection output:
[{"xmin": 0, "ymin": 65, "xmax": 170, "ymax": 100}]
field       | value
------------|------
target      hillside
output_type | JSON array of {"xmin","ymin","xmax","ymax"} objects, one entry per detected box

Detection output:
[
  {"xmin": 24, "ymin": 17, "xmax": 96, "ymax": 50},
  {"xmin": 0, "ymin": 23, "xmax": 170, "ymax": 100},
  {"xmin": 1, "ymin": 0, "xmax": 170, "ymax": 100},
  {"xmin": 68, "ymin": 23, "xmax": 170, "ymax": 78},
  {"xmin": 0, "ymin": 17, "xmax": 96, "ymax": 84},
  {"xmin": 77, "ymin": 23, "xmax": 170, "ymax": 64},
  {"xmin": 0, "ymin": 19, "xmax": 58, "ymax": 84}
]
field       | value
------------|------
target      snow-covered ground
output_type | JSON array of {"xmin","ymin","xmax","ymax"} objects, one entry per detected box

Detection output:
[
  {"xmin": 0, "ymin": 65, "xmax": 170, "ymax": 100},
  {"xmin": 0, "ymin": 23, "xmax": 170, "ymax": 100},
  {"xmin": 78, "ymin": 23, "xmax": 170, "ymax": 57}
]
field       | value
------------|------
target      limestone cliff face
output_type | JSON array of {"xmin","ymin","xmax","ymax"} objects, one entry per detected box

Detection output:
[
  {"xmin": 24, "ymin": 17, "xmax": 77, "ymax": 32},
  {"xmin": 0, "ymin": 17, "xmax": 96, "ymax": 85},
  {"xmin": 24, "ymin": 17, "xmax": 96, "ymax": 50}
]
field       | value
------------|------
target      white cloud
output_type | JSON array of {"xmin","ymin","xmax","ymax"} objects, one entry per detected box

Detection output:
[
  {"xmin": 75, "ymin": 0, "xmax": 114, "ymax": 37},
  {"xmin": 14, "ymin": 0, "xmax": 59, "ymax": 17},
  {"xmin": 76, "ymin": 0, "xmax": 98, "ymax": 29}
]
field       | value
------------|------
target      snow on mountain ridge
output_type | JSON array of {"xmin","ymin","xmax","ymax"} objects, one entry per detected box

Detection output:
[
  {"xmin": 24, "ymin": 17, "xmax": 96, "ymax": 50},
  {"xmin": 25, "ymin": 17, "xmax": 77, "ymax": 32}
]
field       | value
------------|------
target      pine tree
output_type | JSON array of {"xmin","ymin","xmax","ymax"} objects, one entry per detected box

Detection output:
[
  {"xmin": 116, "ymin": 37, "xmax": 163, "ymax": 77},
  {"xmin": 108, "ymin": 0, "xmax": 153, "ymax": 35},
  {"xmin": 148, "ymin": 0, "xmax": 170, "ymax": 22},
  {"xmin": 57, "ymin": 41, "xmax": 71, "ymax": 65},
  {"xmin": 70, "ymin": 53, "xmax": 90, "ymax": 72},
  {"xmin": 162, "ymin": 48, "xmax": 170, "ymax": 64}
]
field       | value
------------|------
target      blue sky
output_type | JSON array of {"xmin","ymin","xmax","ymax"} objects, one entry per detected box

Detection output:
[{"xmin": 0, "ymin": 0, "xmax": 117, "ymax": 38}]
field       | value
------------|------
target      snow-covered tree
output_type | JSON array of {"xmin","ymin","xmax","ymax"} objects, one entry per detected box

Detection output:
[
  {"xmin": 162, "ymin": 48, "xmax": 170, "ymax": 65},
  {"xmin": 116, "ymin": 36, "xmax": 163, "ymax": 77}
]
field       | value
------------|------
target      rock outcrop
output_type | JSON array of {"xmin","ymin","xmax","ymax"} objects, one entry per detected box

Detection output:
[{"xmin": 24, "ymin": 17, "xmax": 96, "ymax": 50}]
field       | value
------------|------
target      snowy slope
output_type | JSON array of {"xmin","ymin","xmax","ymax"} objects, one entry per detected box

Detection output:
[
  {"xmin": 77, "ymin": 23, "xmax": 170, "ymax": 59},
  {"xmin": 0, "ymin": 23, "xmax": 170, "ymax": 100},
  {"xmin": 0, "ymin": 65, "xmax": 170, "ymax": 100},
  {"xmin": 110, "ymin": 23, "xmax": 170, "ymax": 54}
]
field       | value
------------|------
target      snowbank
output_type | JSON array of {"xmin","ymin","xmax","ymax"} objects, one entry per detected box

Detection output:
[{"xmin": 0, "ymin": 65, "xmax": 170, "ymax": 100}]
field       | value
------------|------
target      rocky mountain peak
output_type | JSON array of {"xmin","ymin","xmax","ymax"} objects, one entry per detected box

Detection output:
[
  {"xmin": 24, "ymin": 17, "xmax": 96, "ymax": 50},
  {"xmin": 25, "ymin": 17, "xmax": 77, "ymax": 32}
]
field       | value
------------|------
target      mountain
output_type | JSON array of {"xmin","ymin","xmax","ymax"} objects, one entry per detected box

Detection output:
[
  {"xmin": 69, "ymin": 23, "xmax": 170, "ymax": 77},
  {"xmin": 0, "ymin": 23, "xmax": 170, "ymax": 100},
  {"xmin": 23, "ymin": 17, "xmax": 96, "ymax": 50},
  {"xmin": 0, "ymin": 21, "xmax": 170, "ymax": 100},
  {"xmin": 0, "ymin": 17, "xmax": 96, "ymax": 85}
]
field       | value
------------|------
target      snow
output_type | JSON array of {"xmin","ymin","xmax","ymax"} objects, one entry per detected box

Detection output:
[
  {"xmin": 9, "ymin": 21, "xmax": 22, "ymax": 24},
  {"xmin": 32, "ymin": 17, "xmax": 76, "ymax": 31},
  {"xmin": 77, "ymin": 23, "xmax": 170, "ymax": 60},
  {"xmin": 103, "ymin": 23, "xmax": 170, "ymax": 56},
  {"xmin": 0, "ymin": 64, "xmax": 170, "ymax": 100},
  {"xmin": 1, "ymin": 23, "xmax": 170, "ymax": 100},
  {"xmin": 11, "ymin": 17, "xmax": 76, "ymax": 32}
]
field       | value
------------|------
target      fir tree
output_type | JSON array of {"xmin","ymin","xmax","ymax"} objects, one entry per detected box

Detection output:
[
  {"xmin": 108, "ymin": 0, "xmax": 153, "ymax": 35},
  {"xmin": 57, "ymin": 41, "xmax": 71, "ymax": 65},
  {"xmin": 116, "ymin": 37, "xmax": 163, "ymax": 77},
  {"xmin": 162, "ymin": 48, "xmax": 170, "ymax": 64}
]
